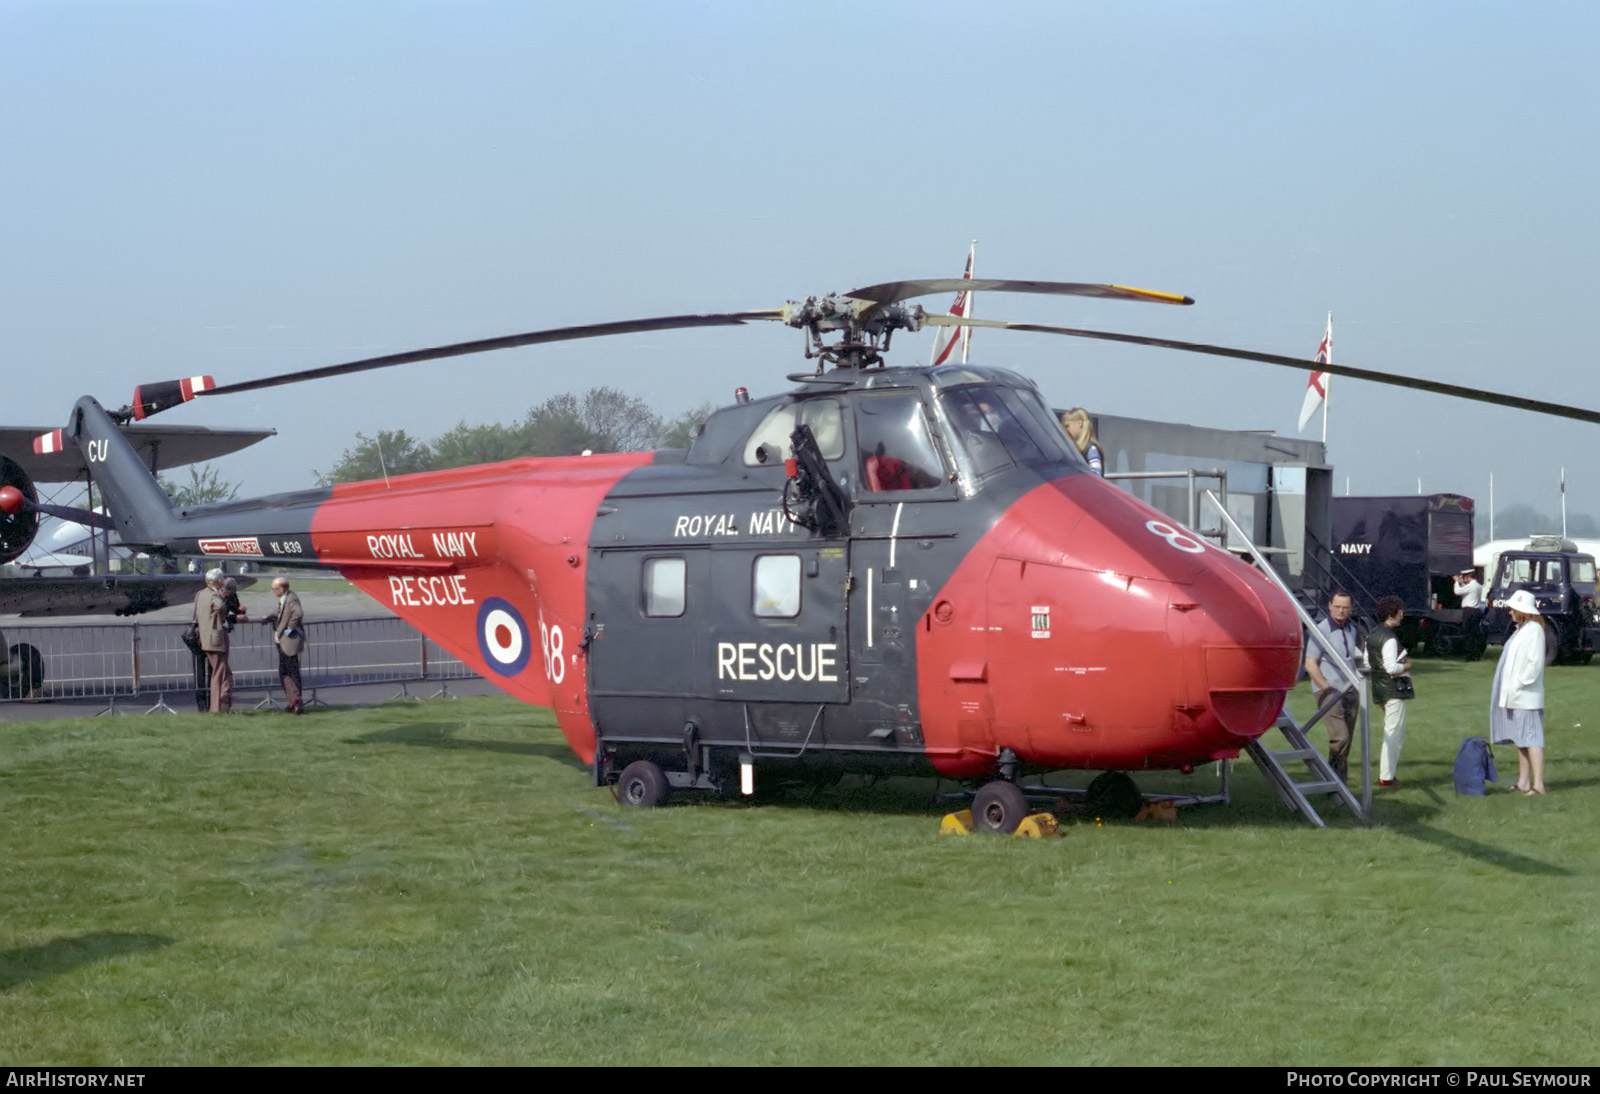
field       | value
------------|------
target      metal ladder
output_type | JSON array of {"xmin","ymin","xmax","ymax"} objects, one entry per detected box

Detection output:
[
  {"xmin": 1199, "ymin": 490, "xmax": 1373, "ymax": 825},
  {"xmin": 1245, "ymin": 711, "xmax": 1362, "ymax": 827}
]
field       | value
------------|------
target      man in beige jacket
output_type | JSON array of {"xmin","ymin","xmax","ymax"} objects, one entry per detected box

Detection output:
[{"xmin": 260, "ymin": 576, "xmax": 306, "ymax": 713}]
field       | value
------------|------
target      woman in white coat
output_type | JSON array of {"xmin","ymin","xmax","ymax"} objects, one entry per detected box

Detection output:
[{"xmin": 1491, "ymin": 589, "xmax": 1547, "ymax": 795}]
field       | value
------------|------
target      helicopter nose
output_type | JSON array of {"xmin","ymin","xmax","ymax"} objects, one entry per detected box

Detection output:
[{"xmin": 1172, "ymin": 559, "xmax": 1303, "ymax": 754}]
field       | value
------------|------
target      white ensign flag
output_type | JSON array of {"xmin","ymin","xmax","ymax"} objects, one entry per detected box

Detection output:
[
  {"xmin": 1298, "ymin": 314, "xmax": 1333, "ymax": 436},
  {"xmin": 930, "ymin": 241, "xmax": 976, "ymax": 366}
]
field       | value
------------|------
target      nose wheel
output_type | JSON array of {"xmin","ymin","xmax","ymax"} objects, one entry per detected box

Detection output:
[
  {"xmin": 971, "ymin": 780, "xmax": 1030, "ymax": 834},
  {"xmin": 1085, "ymin": 771, "xmax": 1141, "ymax": 819}
]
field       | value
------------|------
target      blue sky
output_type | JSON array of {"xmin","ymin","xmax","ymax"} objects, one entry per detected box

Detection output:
[{"xmin": 4, "ymin": 1, "xmax": 1598, "ymax": 525}]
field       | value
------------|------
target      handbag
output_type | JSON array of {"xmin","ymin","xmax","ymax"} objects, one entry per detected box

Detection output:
[
  {"xmin": 180, "ymin": 623, "xmax": 203, "ymax": 655},
  {"xmin": 1392, "ymin": 675, "xmax": 1416, "ymax": 701}
]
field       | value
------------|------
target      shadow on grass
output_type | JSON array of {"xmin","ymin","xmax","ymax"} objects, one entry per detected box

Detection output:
[
  {"xmin": 1388, "ymin": 818, "xmax": 1573, "ymax": 876},
  {"xmin": 345, "ymin": 721, "xmax": 586, "ymax": 771},
  {"xmin": 0, "ymin": 932, "xmax": 175, "ymax": 992}
]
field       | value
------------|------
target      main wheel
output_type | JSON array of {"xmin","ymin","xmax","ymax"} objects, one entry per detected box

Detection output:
[
  {"xmin": 971, "ymin": 780, "xmax": 1030, "ymax": 834},
  {"xmin": 3, "ymin": 643, "xmax": 42, "ymax": 699},
  {"xmin": 1085, "ymin": 771, "xmax": 1142, "ymax": 819},
  {"xmin": 615, "ymin": 760, "xmax": 670, "ymax": 808}
]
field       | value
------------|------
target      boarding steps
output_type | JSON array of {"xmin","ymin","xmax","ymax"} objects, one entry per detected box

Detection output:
[
  {"xmin": 1197, "ymin": 489, "xmax": 1372, "ymax": 826},
  {"xmin": 1245, "ymin": 712, "xmax": 1363, "ymax": 827}
]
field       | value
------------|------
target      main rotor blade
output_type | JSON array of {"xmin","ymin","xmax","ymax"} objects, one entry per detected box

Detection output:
[
  {"xmin": 200, "ymin": 311, "xmax": 786, "ymax": 397},
  {"xmin": 846, "ymin": 278, "xmax": 1194, "ymax": 307},
  {"xmin": 925, "ymin": 315, "xmax": 1600, "ymax": 426}
]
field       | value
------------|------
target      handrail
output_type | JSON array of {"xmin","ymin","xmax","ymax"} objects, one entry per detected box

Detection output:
[{"xmin": 1104, "ymin": 467, "xmax": 1228, "ymax": 543}]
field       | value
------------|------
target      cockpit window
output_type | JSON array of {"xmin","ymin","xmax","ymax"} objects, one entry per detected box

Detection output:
[
  {"xmin": 854, "ymin": 392, "xmax": 946, "ymax": 493},
  {"xmin": 940, "ymin": 384, "xmax": 1077, "ymax": 480},
  {"xmin": 1003, "ymin": 387, "xmax": 1080, "ymax": 463},
  {"xmin": 743, "ymin": 398, "xmax": 844, "ymax": 466}
]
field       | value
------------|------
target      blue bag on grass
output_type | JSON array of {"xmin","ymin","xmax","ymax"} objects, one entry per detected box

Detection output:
[{"xmin": 1452, "ymin": 736, "xmax": 1498, "ymax": 795}]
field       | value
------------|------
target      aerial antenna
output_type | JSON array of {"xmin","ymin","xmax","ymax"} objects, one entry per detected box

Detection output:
[{"xmin": 375, "ymin": 435, "xmax": 392, "ymax": 491}]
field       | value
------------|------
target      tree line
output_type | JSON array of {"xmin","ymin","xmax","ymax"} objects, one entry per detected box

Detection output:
[
  {"xmin": 315, "ymin": 387, "xmax": 714, "ymax": 486},
  {"xmin": 1478, "ymin": 503, "xmax": 1600, "ymax": 544}
]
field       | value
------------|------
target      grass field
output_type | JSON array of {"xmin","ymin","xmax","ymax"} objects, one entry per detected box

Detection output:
[{"xmin": 3, "ymin": 657, "xmax": 1598, "ymax": 1065}]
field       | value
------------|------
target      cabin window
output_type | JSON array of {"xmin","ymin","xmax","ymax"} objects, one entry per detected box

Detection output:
[
  {"xmin": 743, "ymin": 399, "xmax": 845, "ymax": 466},
  {"xmin": 854, "ymin": 392, "xmax": 946, "ymax": 493},
  {"xmin": 1574, "ymin": 559, "xmax": 1597, "ymax": 586},
  {"xmin": 753, "ymin": 554, "xmax": 801, "ymax": 617},
  {"xmin": 643, "ymin": 557, "xmax": 686, "ymax": 617}
]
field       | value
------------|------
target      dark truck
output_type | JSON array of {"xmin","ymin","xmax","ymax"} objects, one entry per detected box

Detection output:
[
  {"xmin": 1328, "ymin": 493, "xmax": 1484, "ymax": 658},
  {"xmin": 1485, "ymin": 536, "xmax": 1600, "ymax": 665}
]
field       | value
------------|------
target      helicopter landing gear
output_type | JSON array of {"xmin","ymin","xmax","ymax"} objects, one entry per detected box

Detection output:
[
  {"xmin": 971, "ymin": 780, "xmax": 1030, "ymax": 834},
  {"xmin": 1084, "ymin": 771, "xmax": 1141, "ymax": 819},
  {"xmin": 616, "ymin": 760, "xmax": 671, "ymax": 808}
]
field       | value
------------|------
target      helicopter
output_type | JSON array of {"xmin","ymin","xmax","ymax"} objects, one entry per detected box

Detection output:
[{"xmin": 6, "ymin": 278, "xmax": 1598, "ymax": 830}]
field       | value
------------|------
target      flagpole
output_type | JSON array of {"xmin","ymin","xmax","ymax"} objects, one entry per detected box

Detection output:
[{"xmin": 1561, "ymin": 467, "xmax": 1567, "ymax": 537}]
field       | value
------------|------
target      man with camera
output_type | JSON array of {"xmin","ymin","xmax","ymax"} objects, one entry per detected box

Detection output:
[
  {"xmin": 1304, "ymin": 590, "xmax": 1364, "ymax": 784},
  {"xmin": 1367, "ymin": 595, "xmax": 1414, "ymax": 787}
]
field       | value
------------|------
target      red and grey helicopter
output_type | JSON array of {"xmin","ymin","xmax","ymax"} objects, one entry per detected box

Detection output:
[{"xmin": 5, "ymin": 278, "xmax": 1597, "ymax": 829}]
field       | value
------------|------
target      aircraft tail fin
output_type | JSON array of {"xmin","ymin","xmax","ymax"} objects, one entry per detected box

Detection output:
[{"xmin": 63, "ymin": 396, "xmax": 182, "ymax": 550}]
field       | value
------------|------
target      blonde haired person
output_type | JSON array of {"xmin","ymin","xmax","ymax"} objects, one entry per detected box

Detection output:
[
  {"xmin": 1060, "ymin": 408, "xmax": 1103, "ymax": 476},
  {"xmin": 1491, "ymin": 589, "xmax": 1547, "ymax": 795}
]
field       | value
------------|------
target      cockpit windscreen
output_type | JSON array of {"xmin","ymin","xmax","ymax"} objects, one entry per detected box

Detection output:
[{"xmin": 940, "ymin": 384, "xmax": 1081, "ymax": 481}]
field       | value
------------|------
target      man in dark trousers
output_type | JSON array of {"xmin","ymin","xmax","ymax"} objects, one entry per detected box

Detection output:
[
  {"xmin": 193, "ymin": 568, "xmax": 233, "ymax": 713},
  {"xmin": 1304, "ymin": 590, "xmax": 1365, "ymax": 783},
  {"xmin": 260, "ymin": 576, "xmax": 306, "ymax": 712}
]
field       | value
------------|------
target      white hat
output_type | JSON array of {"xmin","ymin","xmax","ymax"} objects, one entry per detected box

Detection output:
[{"xmin": 1507, "ymin": 589, "xmax": 1540, "ymax": 615}]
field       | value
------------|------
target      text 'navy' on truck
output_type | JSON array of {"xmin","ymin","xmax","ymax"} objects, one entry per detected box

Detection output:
[{"xmin": 1328, "ymin": 494, "xmax": 1484, "ymax": 659}]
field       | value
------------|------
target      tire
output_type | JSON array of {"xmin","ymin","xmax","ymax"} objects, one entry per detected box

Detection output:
[
  {"xmin": 971, "ymin": 780, "xmax": 1030, "ymax": 834},
  {"xmin": 3, "ymin": 644, "xmax": 43, "ymax": 699},
  {"xmin": 1085, "ymin": 771, "xmax": 1142, "ymax": 819},
  {"xmin": 615, "ymin": 760, "xmax": 670, "ymax": 808}
]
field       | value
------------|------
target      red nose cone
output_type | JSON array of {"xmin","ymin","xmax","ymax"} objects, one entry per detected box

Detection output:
[{"xmin": 0, "ymin": 485, "xmax": 24, "ymax": 516}]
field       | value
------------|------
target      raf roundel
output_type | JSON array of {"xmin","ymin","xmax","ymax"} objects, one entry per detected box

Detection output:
[{"xmin": 477, "ymin": 597, "xmax": 532, "ymax": 677}]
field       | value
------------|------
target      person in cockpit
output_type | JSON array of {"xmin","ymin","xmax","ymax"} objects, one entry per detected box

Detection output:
[{"xmin": 864, "ymin": 442, "xmax": 917, "ymax": 492}]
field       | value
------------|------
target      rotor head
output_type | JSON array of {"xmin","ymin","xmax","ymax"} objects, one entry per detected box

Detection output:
[{"xmin": 781, "ymin": 296, "xmax": 926, "ymax": 369}]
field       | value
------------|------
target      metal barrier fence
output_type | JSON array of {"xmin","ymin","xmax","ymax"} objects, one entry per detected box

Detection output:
[{"xmin": 1, "ymin": 617, "xmax": 481, "ymax": 709}]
